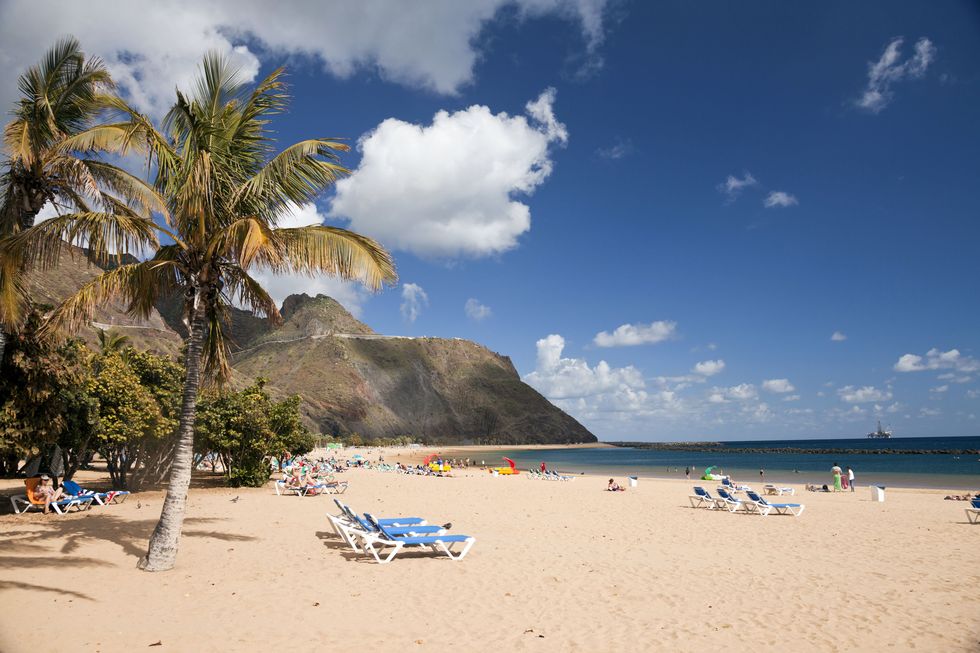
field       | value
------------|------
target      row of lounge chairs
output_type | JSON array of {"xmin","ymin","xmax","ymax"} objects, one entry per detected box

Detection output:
[
  {"xmin": 327, "ymin": 499, "xmax": 476, "ymax": 563},
  {"xmin": 526, "ymin": 469, "xmax": 574, "ymax": 481},
  {"xmin": 274, "ymin": 478, "xmax": 349, "ymax": 496},
  {"xmin": 10, "ymin": 478, "xmax": 130, "ymax": 515},
  {"xmin": 690, "ymin": 486, "xmax": 805, "ymax": 517}
]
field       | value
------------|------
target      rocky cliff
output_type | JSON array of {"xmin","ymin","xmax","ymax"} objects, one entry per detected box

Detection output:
[{"xmin": 23, "ymin": 251, "xmax": 596, "ymax": 444}]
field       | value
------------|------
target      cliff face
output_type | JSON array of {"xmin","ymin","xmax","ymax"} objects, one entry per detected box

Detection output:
[{"xmin": 24, "ymin": 257, "xmax": 596, "ymax": 444}]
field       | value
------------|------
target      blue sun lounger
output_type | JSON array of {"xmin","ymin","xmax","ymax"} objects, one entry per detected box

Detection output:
[
  {"xmin": 966, "ymin": 498, "xmax": 980, "ymax": 524},
  {"xmin": 744, "ymin": 490, "xmax": 805, "ymax": 517},
  {"xmin": 62, "ymin": 480, "xmax": 130, "ymax": 506},
  {"xmin": 688, "ymin": 486, "xmax": 719, "ymax": 509},
  {"xmin": 327, "ymin": 500, "xmax": 446, "ymax": 552},
  {"xmin": 357, "ymin": 513, "xmax": 476, "ymax": 564},
  {"xmin": 715, "ymin": 487, "xmax": 745, "ymax": 512}
]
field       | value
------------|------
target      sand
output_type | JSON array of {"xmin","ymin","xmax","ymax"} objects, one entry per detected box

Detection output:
[{"xmin": 1, "ymin": 454, "xmax": 978, "ymax": 652}]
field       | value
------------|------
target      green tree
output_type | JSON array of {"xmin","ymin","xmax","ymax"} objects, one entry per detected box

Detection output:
[
  {"xmin": 196, "ymin": 380, "xmax": 313, "ymax": 487},
  {"xmin": 5, "ymin": 52, "xmax": 396, "ymax": 570},
  {"xmin": 0, "ymin": 311, "xmax": 96, "ymax": 476},
  {"xmin": 88, "ymin": 350, "xmax": 172, "ymax": 489}
]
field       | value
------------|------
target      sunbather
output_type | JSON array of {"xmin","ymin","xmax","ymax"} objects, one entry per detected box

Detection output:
[
  {"xmin": 35, "ymin": 475, "xmax": 65, "ymax": 514},
  {"xmin": 607, "ymin": 478, "xmax": 625, "ymax": 492}
]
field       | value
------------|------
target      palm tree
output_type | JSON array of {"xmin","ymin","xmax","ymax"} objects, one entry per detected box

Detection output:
[
  {"xmin": 96, "ymin": 327, "xmax": 129, "ymax": 353},
  {"xmin": 0, "ymin": 37, "xmax": 163, "ymax": 361},
  {"xmin": 5, "ymin": 54, "xmax": 396, "ymax": 571}
]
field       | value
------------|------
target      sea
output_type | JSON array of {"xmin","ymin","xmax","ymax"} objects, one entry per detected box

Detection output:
[{"xmin": 486, "ymin": 436, "xmax": 980, "ymax": 489}]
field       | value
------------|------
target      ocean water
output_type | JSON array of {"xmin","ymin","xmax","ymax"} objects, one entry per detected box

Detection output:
[{"xmin": 487, "ymin": 437, "xmax": 980, "ymax": 489}]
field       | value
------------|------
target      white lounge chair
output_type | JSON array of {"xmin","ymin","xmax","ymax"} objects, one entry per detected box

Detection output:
[
  {"xmin": 744, "ymin": 491, "xmax": 805, "ymax": 517},
  {"xmin": 355, "ymin": 513, "xmax": 475, "ymax": 564},
  {"xmin": 689, "ymin": 486, "xmax": 718, "ymax": 509},
  {"xmin": 763, "ymin": 484, "xmax": 795, "ymax": 496},
  {"xmin": 714, "ymin": 488, "xmax": 745, "ymax": 512},
  {"xmin": 966, "ymin": 498, "xmax": 980, "ymax": 524}
]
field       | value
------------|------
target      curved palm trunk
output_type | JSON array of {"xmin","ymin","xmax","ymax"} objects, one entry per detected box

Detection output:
[{"xmin": 138, "ymin": 307, "xmax": 207, "ymax": 572}]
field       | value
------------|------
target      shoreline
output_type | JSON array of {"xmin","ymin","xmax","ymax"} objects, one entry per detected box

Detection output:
[{"xmin": 327, "ymin": 444, "xmax": 980, "ymax": 492}]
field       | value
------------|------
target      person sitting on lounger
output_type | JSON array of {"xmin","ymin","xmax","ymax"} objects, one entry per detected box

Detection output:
[
  {"xmin": 607, "ymin": 478, "xmax": 625, "ymax": 492},
  {"xmin": 35, "ymin": 475, "xmax": 65, "ymax": 514}
]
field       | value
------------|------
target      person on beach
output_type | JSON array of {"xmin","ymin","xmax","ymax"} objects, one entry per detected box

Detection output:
[
  {"xmin": 540, "ymin": 461, "xmax": 547, "ymax": 473},
  {"xmin": 847, "ymin": 466, "xmax": 855, "ymax": 492},
  {"xmin": 759, "ymin": 469, "xmax": 765, "ymax": 482},
  {"xmin": 685, "ymin": 466, "xmax": 691, "ymax": 480},
  {"xmin": 831, "ymin": 463, "xmax": 843, "ymax": 492},
  {"xmin": 34, "ymin": 475, "xmax": 64, "ymax": 514},
  {"xmin": 607, "ymin": 478, "xmax": 626, "ymax": 492}
]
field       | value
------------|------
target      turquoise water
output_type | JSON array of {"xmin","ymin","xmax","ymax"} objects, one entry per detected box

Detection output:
[{"xmin": 489, "ymin": 437, "xmax": 980, "ymax": 489}]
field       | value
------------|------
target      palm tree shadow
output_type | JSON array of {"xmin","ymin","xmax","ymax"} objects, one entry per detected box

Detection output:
[
  {"xmin": 0, "ymin": 580, "xmax": 94, "ymax": 600},
  {"xmin": 6, "ymin": 514, "xmax": 256, "ymax": 563}
]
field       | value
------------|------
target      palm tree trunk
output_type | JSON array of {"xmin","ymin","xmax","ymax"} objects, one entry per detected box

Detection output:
[{"xmin": 138, "ymin": 307, "xmax": 207, "ymax": 572}]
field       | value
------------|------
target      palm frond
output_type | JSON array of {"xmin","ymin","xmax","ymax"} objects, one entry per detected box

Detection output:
[
  {"xmin": 222, "ymin": 264, "xmax": 281, "ymax": 324},
  {"xmin": 207, "ymin": 217, "xmax": 282, "ymax": 270},
  {"xmin": 273, "ymin": 225, "xmax": 397, "ymax": 291},
  {"xmin": 235, "ymin": 139, "xmax": 350, "ymax": 214},
  {"xmin": 39, "ymin": 260, "xmax": 178, "ymax": 338}
]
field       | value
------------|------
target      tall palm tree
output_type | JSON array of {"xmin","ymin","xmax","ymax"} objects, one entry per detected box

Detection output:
[
  {"xmin": 5, "ymin": 54, "xmax": 396, "ymax": 571},
  {"xmin": 0, "ymin": 37, "xmax": 163, "ymax": 360}
]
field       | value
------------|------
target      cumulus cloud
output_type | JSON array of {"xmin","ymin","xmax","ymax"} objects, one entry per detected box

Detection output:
[
  {"xmin": 710, "ymin": 383, "xmax": 757, "ymax": 402},
  {"xmin": 783, "ymin": 394, "xmax": 801, "ymax": 402},
  {"xmin": 762, "ymin": 378, "xmax": 796, "ymax": 394},
  {"xmin": 593, "ymin": 321, "xmax": 677, "ymax": 347},
  {"xmin": 838, "ymin": 385, "xmax": 893, "ymax": 404},
  {"xmin": 894, "ymin": 348, "xmax": 980, "ymax": 373},
  {"xmin": 831, "ymin": 331, "xmax": 847, "ymax": 342},
  {"xmin": 717, "ymin": 172, "xmax": 757, "ymax": 201},
  {"xmin": 464, "ymin": 298, "xmax": 492, "ymax": 321},
  {"xmin": 763, "ymin": 191, "xmax": 798, "ymax": 208},
  {"xmin": 0, "ymin": 1, "xmax": 610, "ymax": 115},
  {"xmin": 856, "ymin": 37, "xmax": 936, "ymax": 113},
  {"xmin": 400, "ymin": 283, "xmax": 429, "ymax": 323},
  {"xmin": 329, "ymin": 89, "xmax": 566, "ymax": 259},
  {"xmin": 692, "ymin": 360, "xmax": 725, "ymax": 377},
  {"xmin": 524, "ymin": 334, "xmax": 646, "ymax": 400}
]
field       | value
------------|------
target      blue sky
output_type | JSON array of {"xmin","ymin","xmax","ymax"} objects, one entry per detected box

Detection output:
[{"xmin": 2, "ymin": 1, "xmax": 978, "ymax": 440}]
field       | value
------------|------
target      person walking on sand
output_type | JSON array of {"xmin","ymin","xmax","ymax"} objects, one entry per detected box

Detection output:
[
  {"xmin": 759, "ymin": 469, "xmax": 765, "ymax": 482},
  {"xmin": 847, "ymin": 466, "xmax": 855, "ymax": 492},
  {"xmin": 685, "ymin": 466, "xmax": 691, "ymax": 480},
  {"xmin": 831, "ymin": 462, "xmax": 843, "ymax": 492}
]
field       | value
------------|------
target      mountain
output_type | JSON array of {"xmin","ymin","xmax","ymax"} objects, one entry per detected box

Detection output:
[{"xmin": 22, "ymin": 252, "xmax": 596, "ymax": 444}]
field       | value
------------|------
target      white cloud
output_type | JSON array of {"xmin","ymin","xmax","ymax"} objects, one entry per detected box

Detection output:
[
  {"xmin": 762, "ymin": 378, "xmax": 795, "ymax": 394},
  {"xmin": 783, "ymin": 394, "xmax": 801, "ymax": 402},
  {"xmin": 856, "ymin": 37, "xmax": 936, "ymax": 113},
  {"xmin": 937, "ymin": 373, "xmax": 971, "ymax": 383},
  {"xmin": 711, "ymin": 383, "xmax": 757, "ymax": 401},
  {"xmin": 400, "ymin": 283, "xmax": 429, "ymax": 323},
  {"xmin": 330, "ymin": 89, "xmax": 566, "ymax": 259},
  {"xmin": 717, "ymin": 172, "xmax": 757, "ymax": 201},
  {"xmin": 930, "ymin": 384, "xmax": 949, "ymax": 394},
  {"xmin": 968, "ymin": 389, "xmax": 980, "ymax": 399},
  {"xmin": 919, "ymin": 407, "xmax": 941, "ymax": 417},
  {"xmin": 831, "ymin": 331, "xmax": 847, "ymax": 342},
  {"xmin": 894, "ymin": 348, "xmax": 980, "ymax": 373},
  {"xmin": 464, "ymin": 298, "xmax": 492, "ymax": 321},
  {"xmin": 524, "ymin": 334, "xmax": 646, "ymax": 400},
  {"xmin": 593, "ymin": 321, "xmax": 677, "ymax": 347},
  {"xmin": 0, "ymin": 1, "xmax": 610, "ymax": 115},
  {"xmin": 692, "ymin": 360, "xmax": 725, "ymax": 377},
  {"xmin": 763, "ymin": 191, "xmax": 798, "ymax": 208},
  {"xmin": 596, "ymin": 138, "xmax": 633, "ymax": 160},
  {"xmin": 838, "ymin": 385, "xmax": 893, "ymax": 404}
]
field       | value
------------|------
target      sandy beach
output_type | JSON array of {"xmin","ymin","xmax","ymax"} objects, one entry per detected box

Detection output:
[{"xmin": 1, "ymin": 453, "xmax": 978, "ymax": 653}]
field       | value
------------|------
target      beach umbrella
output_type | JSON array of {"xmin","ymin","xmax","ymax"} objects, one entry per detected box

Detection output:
[
  {"xmin": 352, "ymin": 454, "xmax": 363, "ymax": 460},
  {"xmin": 423, "ymin": 454, "xmax": 434, "ymax": 466}
]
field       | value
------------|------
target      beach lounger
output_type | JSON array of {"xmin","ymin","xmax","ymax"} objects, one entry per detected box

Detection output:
[
  {"xmin": 744, "ymin": 491, "xmax": 805, "ymax": 517},
  {"xmin": 10, "ymin": 478, "xmax": 95, "ymax": 515},
  {"xmin": 688, "ymin": 486, "xmax": 719, "ymax": 509},
  {"xmin": 763, "ymin": 484, "xmax": 795, "ymax": 496},
  {"xmin": 61, "ymin": 480, "xmax": 130, "ymax": 506},
  {"xmin": 721, "ymin": 478, "xmax": 751, "ymax": 493},
  {"xmin": 966, "ymin": 498, "xmax": 980, "ymax": 524},
  {"xmin": 355, "ymin": 513, "xmax": 475, "ymax": 564},
  {"xmin": 328, "ymin": 506, "xmax": 449, "ymax": 552},
  {"xmin": 715, "ymin": 488, "xmax": 745, "ymax": 512}
]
